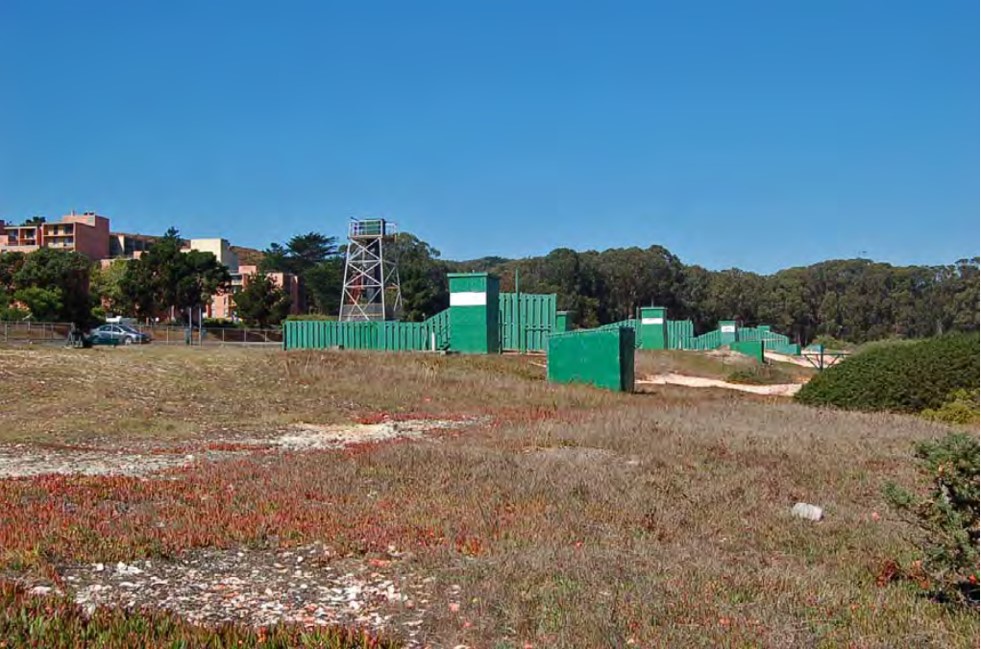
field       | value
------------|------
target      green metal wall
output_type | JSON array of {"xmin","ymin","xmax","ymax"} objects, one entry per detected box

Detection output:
[
  {"xmin": 719, "ymin": 320, "xmax": 738, "ymax": 345},
  {"xmin": 638, "ymin": 306, "xmax": 667, "ymax": 349},
  {"xmin": 555, "ymin": 311, "xmax": 573, "ymax": 333},
  {"xmin": 499, "ymin": 292, "xmax": 557, "ymax": 352},
  {"xmin": 730, "ymin": 340, "xmax": 765, "ymax": 363},
  {"xmin": 448, "ymin": 273, "xmax": 500, "ymax": 354},
  {"xmin": 547, "ymin": 327, "xmax": 635, "ymax": 392}
]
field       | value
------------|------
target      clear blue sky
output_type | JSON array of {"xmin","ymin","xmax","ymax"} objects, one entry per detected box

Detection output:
[{"xmin": 1, "ymin": 1, "xmax": 977, "ymax": 273}]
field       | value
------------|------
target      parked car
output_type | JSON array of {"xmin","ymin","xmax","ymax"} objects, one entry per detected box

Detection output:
[{"xmin": 90, "ymin": 324, "xmax": 151, "ymax": 345}]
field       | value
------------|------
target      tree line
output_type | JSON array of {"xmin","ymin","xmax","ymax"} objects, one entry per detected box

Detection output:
[
  {"xmin": 254, "ymin": 233, "xmax": 980, "ymax": 343},
  {"xmin": 0, "ymin": 227, "xmax": 976, "ymax": 344},
  {"xmin": 464, "ymin": 248, "xmax": 979, "ymax": 344}
]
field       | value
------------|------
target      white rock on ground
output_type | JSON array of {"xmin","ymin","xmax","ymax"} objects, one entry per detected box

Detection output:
[{"xmin": 791, "ymin": 502, "xmax": 824, "ymax": 521}]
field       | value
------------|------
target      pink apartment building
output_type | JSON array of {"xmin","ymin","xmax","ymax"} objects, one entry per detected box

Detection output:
[
  {"xmin": 0, "ymin": 211, "xmax": 110, "ymax": 260},
  {"xmin": 2, "ymin": 210, "xmax": 302, "ymax": 323},
  {"xmin": 205, "ymin": 264, "xmax": 302, "ymax": 321}
]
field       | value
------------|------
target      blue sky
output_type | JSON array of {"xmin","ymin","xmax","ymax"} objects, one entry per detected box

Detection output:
[{"xmin": 1, "ymin": 1, "xmax": 976, "ymax": 273}]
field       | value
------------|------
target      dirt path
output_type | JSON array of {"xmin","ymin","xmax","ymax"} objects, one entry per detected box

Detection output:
[{"xmin": 636, "ymin": 373, "xmax": 804, "ymax": 396}]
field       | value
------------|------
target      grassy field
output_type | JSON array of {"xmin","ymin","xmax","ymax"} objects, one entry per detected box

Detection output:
[{"xmin": 0, "ymin": 345, "xmax": 975, "ymax": 647}]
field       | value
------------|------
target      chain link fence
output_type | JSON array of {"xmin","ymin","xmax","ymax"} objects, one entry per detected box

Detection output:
[
  {"xmin": 0, "ymin": 321, "xmax": 282, "ymax": 346},
  {"xmin": 0, "ymin": 321, "xmax": 73, "ymax": 345}
]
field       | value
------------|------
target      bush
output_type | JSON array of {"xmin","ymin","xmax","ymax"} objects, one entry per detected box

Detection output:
[
  {"xmin": 203, "ymin": 318, "xmax": 244, "ymax": 329},
  {"xmin": 885, "ymin": 432, "xmax": 979, "ymax": 606},
  {"xmin": 795, "ymin": 333, "xmax": 979, "ymax": 412},
  {"xmin": 922, "ymin": 389, "xmax": 980, "ymax": 426}
]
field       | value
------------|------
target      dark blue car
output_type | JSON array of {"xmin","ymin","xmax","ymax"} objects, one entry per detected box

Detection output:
[{"xmin": 90, "ymin": 324, "xmax": 151, "ymax": 345}]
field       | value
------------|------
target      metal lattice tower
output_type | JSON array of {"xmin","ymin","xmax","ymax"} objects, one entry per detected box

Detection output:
[{"xmin": 339, "ymin": 218, "xmax": 402, "ymax": 321}]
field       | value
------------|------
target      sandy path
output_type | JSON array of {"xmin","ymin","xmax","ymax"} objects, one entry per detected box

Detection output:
[
  {"xmin": 763, "ymin": 351, "xmax": 814, "ymax": 367},
  {"xmin": 636, "ymin": 373, "xmax": 803, "ymax": 396}
]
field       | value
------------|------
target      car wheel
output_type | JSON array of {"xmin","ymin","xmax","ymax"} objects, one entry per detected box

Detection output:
[{"xmin": 123, "ymin": 336, "xmax": 133, "ymax": 345}]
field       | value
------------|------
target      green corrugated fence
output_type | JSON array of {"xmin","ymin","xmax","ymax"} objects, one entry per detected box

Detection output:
[
  {"xmin": 424, "ymin": 309, "xmax": 451, "ymax": 350},
  {"xmin": 284, "ymin": 286, "xmax": 561, "ymax": 354},
  {"xmin": 666, "ymin": 319, "xmax": 695, "ymax": 349},
  {"xmin": 284, "ymin": 316, "xmax": 448, "ymax": 352},
  {"xmin": 499, "ymin": 292, "xmax": 557, "ymax": 352},
  {"xmin": 592, "ymin": 311, "xmax": 799, "ymax": 355},
  {"xmin": 737, "ymin": 326, "xmax": 800, "ymax": 355},
  {"xmin": 687, "ymin": 329, "xmax": 722, "ymax": 351},
  {"xmin": 598, "ymin": 319, "xmax": 641, "ymax": 348}
]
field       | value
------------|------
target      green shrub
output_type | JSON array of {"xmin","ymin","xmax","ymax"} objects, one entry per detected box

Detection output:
[
  {"xmin": 885, "ymin": 432, "xmax": 979, "ymax": 606},
  {"xmin": 795, "ymin": 333, "xmax": 979, "ymax": 412},
  {"xmin": 727, "ymin": 367, "xmax": 770, "ymax": 385},
  {"xmin": 922, "ymin": 389, "xmax": 980, "ymax": 426},
  {"xmin": 203, "ymin": 318, "xmax": 244, "ymax": 329}
]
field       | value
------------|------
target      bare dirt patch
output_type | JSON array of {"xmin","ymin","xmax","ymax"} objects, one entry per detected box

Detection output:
[
  {"xmin": 0, "ymin": 419, "xmax": 474, "ymax": 478},
  {"xmin": 0, "ymin": 446, "xmax": 203, "ymax": 478},
  {"xmin": 245, "ymin": 419, "xmax": 468, "ymax": 451},
  {"xmin": 59, "ymin": 544, "xmax": 447, "ymax": 647}
]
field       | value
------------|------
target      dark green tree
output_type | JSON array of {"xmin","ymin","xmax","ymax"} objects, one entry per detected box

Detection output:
[
  {"xmin": 90, "ymin": 259, "xmax": 130, "ymax": 315},
  {"xmin": 12, "ymin": 287, "xmax": 63, "ymax": 321},
  {"xmin": 119, "ymin": 228, "xmax": 231, "ymax": 321},
  {"xmin": 13, "ymin": 247, "xmax": 93, "ymax": 324},
  {"xmin": 303, "ymin": 259, "xmax": 344, "ymax": 316},
  {"xmin": 261, "ymin": 232, "xmax": 341, "ymax": 313},
  {"xmin": 0, "ymin": 251, "xmax": 27, "ymax": 293},
  {"xmin": 232, "ymin": 272, "xmax": 292, "ymax": 327},
  {"xmin": 392, "ymin": 233, "xmax": 448, "ymax": 321}
]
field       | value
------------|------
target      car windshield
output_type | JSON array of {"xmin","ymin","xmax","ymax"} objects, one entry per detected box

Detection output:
[{"xmin": 118, "ymin": 325, "xmax": 140, "ymax": 334}]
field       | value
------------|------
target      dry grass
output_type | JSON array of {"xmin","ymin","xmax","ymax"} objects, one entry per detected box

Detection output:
[
  {"xmin": 0, "ymin": 346, "xmax": 614, "ymax": 444},
  {"xmin": 0, "ymin": 345, "xmax": 976, "ymax": 647}
]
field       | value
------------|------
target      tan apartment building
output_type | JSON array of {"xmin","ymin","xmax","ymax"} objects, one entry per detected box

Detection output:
[
  {"xmin": 1, "ymin": 211, "xmax": 110, "ymax": 260},
  {"xmin": 182, "ymin": 238, "xmax": 239, "ymax": 268}
]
